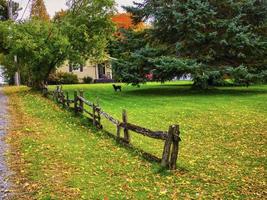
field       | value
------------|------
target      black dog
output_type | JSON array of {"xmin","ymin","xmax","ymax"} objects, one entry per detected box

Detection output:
[{"xmin": 113, "ymin": 84, "xmax": 122, "ymax": 92}]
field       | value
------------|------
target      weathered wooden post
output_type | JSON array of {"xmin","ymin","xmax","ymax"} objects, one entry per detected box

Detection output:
[
  {"xmin": 56, "ymin": 85, "xmax": 60, "ymax": 103},
  {"xmin": 122, "ymin": 109, "xmax": 130, "ymax": 143},
  {"xmin": 170, "ymin": 125, "xmax": 180, "ymax": 170},
  {"xmin": 96, "ymin": 107, "xmax": 102, "ymax": 129},
  {"xmin": 74, "ymin": 91, "xmax": 78, "ymax": 113},
  {"xmin": 66, "ymin": 92, "xmax": 70, "ymax": 107},
  {"xmin": 52, "ymin": 88, "xmax": 57, "ymax": 101},
  {"xmin": 161, "ymin": 125, "xmax": 175, "ymax": 168},
  {"xmin": 61, "ymin": 92, "xmax": 65, "ymax": 106},
  {"xmin": 92, "ymin": 104, "xmax": 96, "ymax": 127},
  {"xmin": 79, "ymin": 90, "xmax": 84, "ymax": 113}
]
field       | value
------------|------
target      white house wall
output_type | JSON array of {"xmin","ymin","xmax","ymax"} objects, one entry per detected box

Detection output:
[{"xmin": 57, "ymin": 61, "xmax": 113, "ymax": 82}]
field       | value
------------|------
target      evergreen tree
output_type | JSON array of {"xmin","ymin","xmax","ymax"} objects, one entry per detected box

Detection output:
[
  {"xmin": 129, "ymin": 0, "xmax": 267, "ymax": 68},
  {"xmin": 30, "ymin": 0, "xmax": 50, "ymax": 21},
  {"xmin": 117, "ymin": 0, "xmax": 267, "ymax": 87}
]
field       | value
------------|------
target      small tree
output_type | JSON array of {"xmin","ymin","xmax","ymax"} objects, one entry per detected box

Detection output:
[{"xmin": 2, "ymin": 20, "xmax": 69, "ymax": 88}]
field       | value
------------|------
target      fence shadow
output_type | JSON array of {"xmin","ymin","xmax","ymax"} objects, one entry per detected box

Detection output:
[
  {"xmin": 68, "ymin": 113, "xmax": 169, "ymax": 171},
  {"xmin": 74, "ymin": 116, "xmax": 189, "ymax": 175},
  {"xmin": 102, "ymin": 129, "xmax": 162, "ymax": 163},
  {"xmin": 125, "ymin": 86, "xmax": 267, "ymax": 97},
  {"xmin": 75, "ymin": 115, "xmax": 189, "ymax": 175}
]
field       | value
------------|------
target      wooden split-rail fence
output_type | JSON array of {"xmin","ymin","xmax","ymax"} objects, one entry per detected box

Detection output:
[{"xmin": 43, "ymin": 85, "xmax": 181, "ymax": 170}]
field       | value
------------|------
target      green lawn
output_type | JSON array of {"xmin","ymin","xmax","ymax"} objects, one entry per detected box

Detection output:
[
  {"xmin": 59, "ymin": 81, "xmax": 267, "ymax": 159},
  {"xmin": 5, "ymin": 82, "xmax": 267, "ymax": 199}
]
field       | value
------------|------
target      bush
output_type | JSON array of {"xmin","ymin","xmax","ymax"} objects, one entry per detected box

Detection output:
[
  {"xmin": 192, "ymin": 73, "xmax": 209, "ymax": 89},
  {"xmin": 48, "ymin": 72, "xmax": 79, "ymax": 85},
  {"xmin": 192, "ymin": 70, "xmax": 232, "ymax": 88},
  {"xmin": 83, "ymin": 76, "xmax": 93, "ymax": 84}
]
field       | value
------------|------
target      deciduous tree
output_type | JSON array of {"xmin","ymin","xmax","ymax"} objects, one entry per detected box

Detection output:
[
  {"xmin": 1, "ymin": 20, "xmax": 69, "ymax": 87},
  {"xmin": 0, "ymin": 0, "xmax": 116, "ymax": 89},
  {"xmin": 64, "ymin": 0, "xmax": 116, "ymax": 65}
]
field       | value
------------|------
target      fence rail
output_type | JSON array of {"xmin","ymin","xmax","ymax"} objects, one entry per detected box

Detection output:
[{"xmin": 43, "ymin": 85, "xmax": 181, "ymax": 170}]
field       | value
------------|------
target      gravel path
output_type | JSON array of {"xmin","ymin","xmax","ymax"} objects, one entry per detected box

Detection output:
[{"xmin": 0, "ymin": 88, "xmax": 11, "ymax": 199}]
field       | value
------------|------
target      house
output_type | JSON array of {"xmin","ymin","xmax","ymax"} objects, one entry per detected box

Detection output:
[{"xmin": 57, "ymin": 60, "xmax": 113, "ymax": 83}]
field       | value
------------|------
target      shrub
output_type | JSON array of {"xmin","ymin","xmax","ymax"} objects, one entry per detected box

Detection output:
[
  {"xmin": 83, "ymin": 76, "xmax": 93, "ymax": 84},
  {"xmin": 192, "ymin": 70, "xmax": 231, "ymax": 88},
  {"xmin": 192, "ymin": 73, "xmax": 209, "ymax": 89},
  {"xmin": 48, "ymin": 72, "xmax": 79, "ymax": 85}
]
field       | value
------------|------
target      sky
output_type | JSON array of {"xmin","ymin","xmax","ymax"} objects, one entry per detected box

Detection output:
[{"xmin": 15, "ymin": 0, "xmax": 142, "ymax": 20}]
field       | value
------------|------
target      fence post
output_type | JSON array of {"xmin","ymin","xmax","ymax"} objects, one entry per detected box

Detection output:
[
  {"xmin": 96, "ymin": 107, "xmax": 102, "ymax": 129},
  {"xmin": 92, "ymin": 104, "xmax": 96, "ymax": 127},
  {"xmin": 74, "ymin": 91, "xmax": 78, "ymax": 113},
  {"xmin": 61, "ymin": 92, "xmax": 65, "ymax": 106},
  {"xmin": 56, "ymin": 85, "xmax": 60, "ymax": 91},
  {"xmin": 56, "ymin": 85, "xmax": 60, "ymax": 103},
  {"xmin": 79, "ymin": 90, "xmax": 84, "ymax": 113},
  {"xmin": 170, "ymin": 125, "xmax": 180, "ymax": 170},
  {"xmin": 161, "ymin": 125, "xmax": 174, "ymax": 168},
  {"xmin": 122, "ymin": 109, "xmax": 130, "ymax": 143},
  {"xmin": 66, "ymin": 92, "xmax": 70, "ymax": 107}
]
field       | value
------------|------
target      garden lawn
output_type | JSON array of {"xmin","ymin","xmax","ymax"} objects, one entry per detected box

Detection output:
[{"xmin": 4, "ymin": 82, "xmax": 267, "ymax": 199}]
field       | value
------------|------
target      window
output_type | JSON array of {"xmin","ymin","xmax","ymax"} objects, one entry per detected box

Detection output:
[{"xmin": 69, "ymin": 64, "xmax": 83, "ymax": 72}]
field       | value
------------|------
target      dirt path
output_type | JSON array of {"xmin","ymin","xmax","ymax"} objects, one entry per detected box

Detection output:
[{"xmin": 0, "ymin": 88, "xmax": 11, "ymax": 199}]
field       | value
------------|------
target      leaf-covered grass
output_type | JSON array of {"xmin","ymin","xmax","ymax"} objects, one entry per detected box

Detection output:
[{"xmin": 4, "ymin": 82, "xmax": 267, "ymax": 199}]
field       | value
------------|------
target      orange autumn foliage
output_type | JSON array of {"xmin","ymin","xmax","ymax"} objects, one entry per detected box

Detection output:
[{"xmin": 111, "ymin": 13, "xmax": 147, "ymax": 31}]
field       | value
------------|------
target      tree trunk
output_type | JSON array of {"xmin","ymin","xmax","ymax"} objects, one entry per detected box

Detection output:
[{"xmin": 31, "ymin": 80, "xmax": 46, "ymax": 90}]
